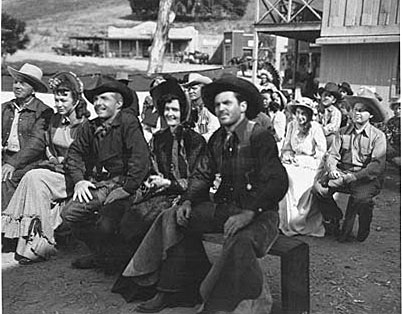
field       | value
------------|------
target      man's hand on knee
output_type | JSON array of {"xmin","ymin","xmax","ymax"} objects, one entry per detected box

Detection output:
[
  {"xmin": 224, "ymin": 209, "xmax": 255, "ymax": 239},
  {"xmin": 73, "ymin": 180, "xmax": 96, "ymax": 203}
]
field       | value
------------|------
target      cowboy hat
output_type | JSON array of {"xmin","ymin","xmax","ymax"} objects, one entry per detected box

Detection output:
[
  {"xmin": 289, "ymin": 97, "xmax": 315, "ymax": 116},
  {"xmin": 8, "ymin": 63, "xmax": 48, "ymax": 93},
  {"xmin": 389, "ymin": 97, "xmax": 401, "ymax": 110},
  {"xmin": 323, "ymin": 82, "xmax": 342, "ymax": 101},
  {"xmin": 183, "ymin": 73, "xmax": 212, "ymax": 87},
  {"xmin": 201, "ymin": 74, "xmax": 263, "ymax": 119},
  {"xmin": 84, "ymin": 76, "xmax": 133, "ymax": 108},
  {"xmin": 151, "ymin": 78, "xmax": 189, "ymax": 122},
  {"xmin": 338, "ymin": 82, "xmax": 353, "ymax": 96},
  {"xmin": 345, "ymin": 87, "xmax": 387, "ymax": 122},
  {"xmin": 115, "ymin": 71, "xmax": 132, "ymax": 82}
]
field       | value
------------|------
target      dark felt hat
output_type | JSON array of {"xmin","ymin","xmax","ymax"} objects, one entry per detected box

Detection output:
[
  {"xmin": 151, "ymin": 78, "xmax": 189, "ymax": 122},
  {"xmin": 338, "ymin": 82, "xmax": 353, "ymax": 96},
  {"xmin": 84, "ymin": 76, "xmax": 133, "ymax": 108},
  {"xmin": 323, "ymin": 82, "xmax": 342, "ymax": 101},
  {"xmin": 201, "ymin": 75, "xmax": 263, "ymax": 119},
  {"xmin": 345, "ymin": 87, "xmax": 387, "ymax": 122}
]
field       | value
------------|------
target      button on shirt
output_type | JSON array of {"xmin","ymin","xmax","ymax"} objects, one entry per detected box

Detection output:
[{"xmin": 326, "ymin": 122, "xmax": 387, "ymax": 181}]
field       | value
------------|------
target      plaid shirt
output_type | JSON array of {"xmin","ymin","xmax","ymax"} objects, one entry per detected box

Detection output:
[{"xmin": 322, "ymin": 105, "xmax": 342, "ymax": 136}]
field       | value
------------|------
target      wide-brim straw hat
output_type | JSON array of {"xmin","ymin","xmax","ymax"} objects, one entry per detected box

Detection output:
[
  {"xmin": 8, "ymin": 63, "xmax": 48, "ymax": 93},
  {"xmin": 201, "ymin": 74, "xmax": 263, "ymax": 119},
  {"xmin": 288, "ymin": 97, "xmax": 315, "ymax": 116},
  {"xmin": 151, "ymin": 78, "xmax": 189, "ymax": 122},
  {"xmin": 84, "ymin": 76, "xmax": 133, "ymax": 108},
  {"xmin": 345, "ymin": 87, "xmax": 387, "ymax": 122}
]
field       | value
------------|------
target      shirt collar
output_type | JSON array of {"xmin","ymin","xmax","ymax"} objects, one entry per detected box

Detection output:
[
  {"xmin": 13, "ymin": 96, "xmax": 36, "ymax": 111},
  {"xmin": 230, "ymin": 117, "xmax": 249, "ymax": 143},
  {"xmin": 348, "ymin": 121, "xmax": 372, "ymax": 136}
]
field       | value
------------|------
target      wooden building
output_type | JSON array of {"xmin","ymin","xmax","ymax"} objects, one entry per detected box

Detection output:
[
  {"xmin": 254, "ymin": 0, "xmax": 400, "ymax": 103},
  {"xmin": 105, "ymin": 22, "xmax": 198, "ymax": 58}
]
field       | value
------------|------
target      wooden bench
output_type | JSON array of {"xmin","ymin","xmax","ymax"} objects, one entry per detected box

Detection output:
[{"xmin": 202, "ymin": 233, "xmax": 310, "ymax": 314}]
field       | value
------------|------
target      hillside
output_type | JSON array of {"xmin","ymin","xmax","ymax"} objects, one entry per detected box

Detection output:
[{"xmin": 2, "ymin": 0, "xmax": 255, "ymax": 52}]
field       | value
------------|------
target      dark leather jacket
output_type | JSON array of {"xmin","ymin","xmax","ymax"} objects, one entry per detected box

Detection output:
[{"xmin": 65, "ymin": 109, "xmax": 150, "ymax": 194}]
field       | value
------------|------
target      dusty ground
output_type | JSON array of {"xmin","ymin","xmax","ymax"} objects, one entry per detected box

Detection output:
[{"xmin": 2, "ymin": 162, "xmax": 400, "ymax": 314}]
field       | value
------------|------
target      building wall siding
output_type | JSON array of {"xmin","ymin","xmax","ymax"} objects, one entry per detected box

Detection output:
[{"xmin": 320, "ymin": 43, "xmax": 399, "ymax": 100}]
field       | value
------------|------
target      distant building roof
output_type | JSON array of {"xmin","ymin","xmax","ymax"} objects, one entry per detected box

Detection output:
[{"xmin": 107, "ymin": 21, "xmax": 197, "ymax": 41}]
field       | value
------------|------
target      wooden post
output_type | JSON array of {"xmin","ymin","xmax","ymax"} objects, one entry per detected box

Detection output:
[
  {"xmin": 293, "ymin": 39, "xmax": 299, "ymax": 94},
  {"xmin": 147, "ymin": 0, "xmax": 175, "ymax": 75},
  {"xmin": 252, "ymin": 0, "xmax": 260, "ymax": 83}
]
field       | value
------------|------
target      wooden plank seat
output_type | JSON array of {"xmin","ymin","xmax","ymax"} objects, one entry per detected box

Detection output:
[{"xmin": 202, "ymin": 233, "xmax": 310, "ymax": 314}]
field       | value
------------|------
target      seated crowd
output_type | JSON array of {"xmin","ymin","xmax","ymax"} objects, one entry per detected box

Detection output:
[{"xmin": 1, "ymin": 62, "xmax": 398, "ymax": 313}]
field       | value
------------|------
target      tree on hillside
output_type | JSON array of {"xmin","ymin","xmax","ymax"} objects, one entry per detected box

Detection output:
[{"xmin": 1, "ymin": 13, "xmax": 30, "ymax": 64}]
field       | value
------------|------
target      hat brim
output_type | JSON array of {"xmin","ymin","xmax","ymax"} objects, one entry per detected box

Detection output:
[
  {"xmin": 84, "ymin": 81, "xmax": 133, "ymax": 108},
  {"xmin": 288, "ymin": 103, "xmax": 314, "ymax": 116},
  {"xmin": 202, "ymin": 76, "xmax": 262, "ymax": 119},
  {"xmin": 345, "ymin": 95, "xmax": 387, "ymax": 122},
  {"xmin": 8, "ymin": 66, "xmax": 48, "ymax": 93},
  {"xmin": 151, "ymin": 78, "xmax": 189, "ymax": 121}
]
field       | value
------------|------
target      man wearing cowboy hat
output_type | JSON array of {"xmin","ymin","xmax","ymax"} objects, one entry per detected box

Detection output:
[
  {"xmin": 313, "ymin": 92, "xmax": 387, "ymax": 243},
  {"xmin": 115, "ymin": 71, "xmax": 140, "ymax": 117},
  {"xmin": 319, "ymin": 82, "xmax": 343, "ymax": 147},
  {"xmin": 61, "ymin": 77, "xmax": 150, "ymax": 270},
  {"xmin": 131, "ymin": 75, "xmax": 288, "ymax": 313},
  {"xmin": 2, "ymin": 63, "xmax": 53, "ymax": 209},
  {"xmin": 184, "ymin": 73, "xmax": 220, "ymax": 141}
]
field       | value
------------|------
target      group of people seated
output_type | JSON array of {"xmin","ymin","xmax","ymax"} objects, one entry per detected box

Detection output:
[{"xmin": 1, "ymin": 62, "xmax": 398, "ymax": 313}]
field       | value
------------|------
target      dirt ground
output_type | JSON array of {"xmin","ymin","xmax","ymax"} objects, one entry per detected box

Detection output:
[{"xmin": 2, "ymin": 162, "xmax": 400, "ymax": 314}]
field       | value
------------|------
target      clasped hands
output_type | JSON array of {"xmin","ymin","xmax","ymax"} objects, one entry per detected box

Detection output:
[
  {"xmin": 327, "ymin": 170, "xmax": 357, "ymax": 187},
  {"xmin": 176, "ymin": 200, "xmax": 255, "ymax": 239}
]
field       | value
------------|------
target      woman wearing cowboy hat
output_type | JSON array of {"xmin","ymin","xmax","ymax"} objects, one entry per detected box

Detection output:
[
  {"xmin": 112, "ymin": 78, "xmax": 208, "ymax": 303},
  {"xmin": 2, "ymin": 71, "xmax": 90, "ymax": 264},
  {"xmin": 2, "ymin": 63, "xmax": 54, "ymax": 209},
  {"xmin": 279, "ymin": 97, "xmax": 327, "ymax": 237}
]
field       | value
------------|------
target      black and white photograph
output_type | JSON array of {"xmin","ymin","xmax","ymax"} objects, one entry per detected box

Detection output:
[{"xmin": 1, "ymin": 0, "xmax": 400, "ymax": 313}]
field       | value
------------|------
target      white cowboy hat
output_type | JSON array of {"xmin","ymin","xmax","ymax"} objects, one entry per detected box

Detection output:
[
  {"xmin": 183, "ymin": 73, "xmax": 212, "ymax": 87},
  {"xmin": 7, "ymin": 63, "xmax": 48, "ymax": 93}
]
